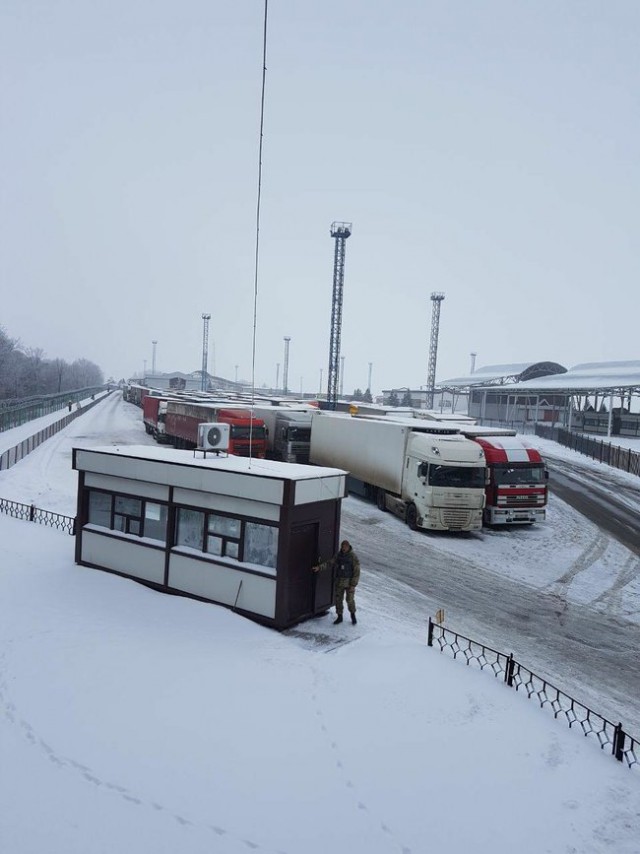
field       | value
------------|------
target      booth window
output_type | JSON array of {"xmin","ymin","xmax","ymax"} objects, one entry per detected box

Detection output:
[
  {"xmin": 176, "ymin": 508, "xmax": 204, "ymax": 549},
  {"xmin": 206, "ymin": 513, "xmax": 241, "ymax": 558},
  {"xmin": 87, "ymin": 490, "xmax": 167, "ymax": 542},
  {"xmin": 244, "ymin": 522, "xmax": 278, "ymax": 568},
  {"xmin": 175, "ymin": 508, "xmax": 277, "ymax": 569}
]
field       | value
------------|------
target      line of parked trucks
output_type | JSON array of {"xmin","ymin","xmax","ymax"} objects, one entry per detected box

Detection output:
[{"xmin": 126, "ymin": 385, "xmax": 548, "ymax": 533}]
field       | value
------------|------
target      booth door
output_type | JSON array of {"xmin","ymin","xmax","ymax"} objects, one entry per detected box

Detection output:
[{"xmin": 288, "ymin": 522, "xmax": 321, "ymax": 620}]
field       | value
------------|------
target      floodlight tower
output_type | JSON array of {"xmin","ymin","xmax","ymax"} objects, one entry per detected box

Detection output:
[
  {"xmin": 426, "ymin": 292, "xmax": 445, "ymax": 408},
  {"xmin": 283, "ymin": 337, "xmax": 291, "ymax": 394},
  {"xmin": 327, "ymin": 221, "xmax": 352, "ymax": 409},
  {"xmin": 201, "ymin": 314, "xmax": 211, "ymax": 391}
]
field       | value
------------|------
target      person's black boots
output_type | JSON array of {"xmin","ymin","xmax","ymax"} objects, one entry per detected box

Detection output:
[
  {"xmin": 333, "ymin": 615, "xmax": 343, "ymax": 624},
  {"xmin": 351, "ymin": 612, "xmax": 357, "ymax": 625}
]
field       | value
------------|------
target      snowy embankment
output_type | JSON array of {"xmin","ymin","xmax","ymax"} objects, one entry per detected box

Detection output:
[{"xmin": 0, "ymin": 395, "xmax": 639, "ymax": 853}]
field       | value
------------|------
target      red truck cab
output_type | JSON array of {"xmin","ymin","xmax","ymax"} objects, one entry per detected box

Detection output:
[{"xmin": 461, "ymin": 429, "xmax": 548, "ymax": 525}]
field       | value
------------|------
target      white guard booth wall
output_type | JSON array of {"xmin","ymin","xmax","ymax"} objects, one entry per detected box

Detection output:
[{"xmin": 72, "ymin": 446, "xmax": 347, "ymax": 629}]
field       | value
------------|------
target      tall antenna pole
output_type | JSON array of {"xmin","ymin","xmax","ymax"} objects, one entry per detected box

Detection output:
[
  {"xmin": 327, "ymin": 221, "xmax": 352, "ymax": 409},
  {"xmin": 151, "ymin": 341, "xmax": 157, "ymax": 375},
  {"xmin": 201, "ymin": 314, "xmax": 211, "ymax": 391},
  {"xmin": 426, "ymin": 292, "xmax": 445, "ymax": 408},
  {"xmin": 283, "ymin": 336, "xmax": 291, "ymax": 394}
]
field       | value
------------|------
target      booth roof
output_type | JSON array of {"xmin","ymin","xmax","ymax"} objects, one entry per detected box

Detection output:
[{"xmin": 74, "ymin": 445, "xmax": 347, "ymax": 480}]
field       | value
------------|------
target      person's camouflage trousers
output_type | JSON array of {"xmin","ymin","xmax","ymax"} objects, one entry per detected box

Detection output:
[{"xmin": 334, "ymin": 578, "xmax": 356, "ymax": 615}]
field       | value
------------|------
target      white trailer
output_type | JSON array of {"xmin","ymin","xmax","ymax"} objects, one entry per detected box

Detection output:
[{"xmin": 310, "ymin": 412, "xmax": 487, "ymax": 532}]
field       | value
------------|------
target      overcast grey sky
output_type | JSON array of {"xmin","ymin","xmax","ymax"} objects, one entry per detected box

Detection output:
[{"xmin": 1, "ymin": 1, "xmax": 638, "ymax": 394}]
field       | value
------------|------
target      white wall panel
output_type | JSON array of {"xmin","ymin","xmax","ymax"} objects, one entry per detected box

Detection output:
[
  {"xmin": 294, "ymin": 475, "xmax": 346, "ymax": 505},
  {"xmin": 168, "ymin": 553, "xmax": 276, "ymax": 618},
  {"xmin": 84, "ymin": 472, "xmax": 169, "ymax": 501},
  {"xmin": 172, "ymin": 488, "xmax": 280, "ymax": 521},
  {"xmin": 81, "ymin": 530, "xmax": 165, "ymax": 585}
]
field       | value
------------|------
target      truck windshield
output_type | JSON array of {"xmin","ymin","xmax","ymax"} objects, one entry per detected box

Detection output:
[
  {"xmin": 230, "ymin": 426, "xmax": 267, "ymax": 441},
  {"xmin": 492, "ymin": 465, "xmax": 546, "ymax": 485},
  {"xmin": 287, "ymin": 427, "xmax": 311, "ymax": 442},
  {"xmin": 428, "ymin": 465, "xmax": 486, "ymax": 488}
]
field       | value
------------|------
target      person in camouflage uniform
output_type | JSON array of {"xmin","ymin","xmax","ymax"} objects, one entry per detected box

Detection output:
[{"xmin": 313, "ymin": 540, "xmax": 360, "ymax": 625}]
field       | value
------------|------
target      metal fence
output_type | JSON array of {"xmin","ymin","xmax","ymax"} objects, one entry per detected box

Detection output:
[
  {"xmin": 427, "ymin": 619, "xmax": 638, "ymax": 770},
  {"xmin": 0, "ymin": 392, "xmax": 110, "ymax": 471},
  {"xmin": 0, "ymin": 496, "xmax": 75, "ymax": 535},
  {"xmin": 535, "ymin": 424, "xmax": 640, "ymax": 477},
  {"xmin": 0, "ymin": 387, "xmax": 107, "ymax": 432}
]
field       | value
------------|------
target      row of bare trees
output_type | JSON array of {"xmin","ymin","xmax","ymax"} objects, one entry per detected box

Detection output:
[{"xmin": 0, "ymin": 326, "xmax": 104, "ymax": 401}]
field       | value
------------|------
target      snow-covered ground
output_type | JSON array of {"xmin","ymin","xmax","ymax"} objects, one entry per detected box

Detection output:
[{"xmin": 1, "ymin": 395, "xmax": 639, "ymax": 853}]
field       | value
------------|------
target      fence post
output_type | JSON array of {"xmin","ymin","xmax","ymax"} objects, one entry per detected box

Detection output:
[
  {"xmin": 30, "ymin": 503, "xmax": 35, "ymax": 522},
  {"xmin": 504, "ymin": 653, "xmax": 515, "ymax": 687},
  {"xmin": 427, "ymin": 617, "xmax": 434, "ymax": 647},
  {"xmin": 613, "ymin": 722, "xmax": 626, "ymax": 762}
]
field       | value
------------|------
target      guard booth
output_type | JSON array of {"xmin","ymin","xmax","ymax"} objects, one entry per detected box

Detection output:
[{"xmin": 72, "ymin": 446, "xmax": 346, "ymax": 629}]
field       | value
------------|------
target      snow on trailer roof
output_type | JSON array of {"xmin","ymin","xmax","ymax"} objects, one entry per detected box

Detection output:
[
  {"xmin": 74, "ymin": 445, "xmax": 346, "ymax": 481},
  {"xmin": 349, "ymin": 414, "xmax": 460, "ymax": 434},
  {"xmin": 452, "ymin": 425, "xmax": 518, "ymax": 437}
]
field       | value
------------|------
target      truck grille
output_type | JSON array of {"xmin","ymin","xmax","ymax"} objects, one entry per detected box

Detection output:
[
  {"xmin": 441, "ymin": 509, "xmax": 472, "ymax": 530},
  {"xmin": 500, "ymin": 494, "xmax": 546, "ymax": 506}
]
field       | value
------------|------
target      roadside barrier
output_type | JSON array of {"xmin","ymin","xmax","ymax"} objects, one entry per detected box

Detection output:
[
  {"xmin": 535, "ymin": 424, "xmax": 640, "ymax": 477},
  {"xmin": 428, "ymin": 618, "xmax": 638, "ymax": 771},
  {"xmin": 0, "ymin": 497, "xmax": 75, "ymax": 535},
  {"xmin": 0, "ymin": 391, "xmax": 110, "ymax": 471},
  {"xmin": 0, "ymin": 387, "xmax": 107, "ymax": 432}
]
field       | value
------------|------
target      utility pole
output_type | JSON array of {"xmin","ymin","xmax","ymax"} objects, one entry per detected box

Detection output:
[
  {"xmin": 276, "ymin": 363, "xmax": 280, "ymax": 392},
  {"xmin": 368, "ymin": 362, "xmax": 373, "ymax": 394},
  {"xmin": 151, "ymin": 341, "xmax": 157, "ymax": 375},
  {"xmin": 201, "ymin": 314, "xmax": 210, "ymax": 391},
  {"xmin": 426, "ymin": 292, "xmax": 445, "ymax": 408},
  {"xmin": 283, "ymin": 337, "xmax": 291, "ymax": 394},
  {"xmin": 327, "ymin": 222, "xmax": 352, "ymax": 409}
]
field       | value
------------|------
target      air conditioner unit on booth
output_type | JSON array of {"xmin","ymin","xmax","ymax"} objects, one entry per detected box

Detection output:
[{"xmin": 197, "ymin": 422, "xmax": 230, "ymax": 452}]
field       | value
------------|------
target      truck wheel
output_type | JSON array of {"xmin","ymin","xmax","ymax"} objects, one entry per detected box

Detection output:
[
  {"xmin": 406, "ymin": 503, "xmax": 418, "ymax": 530},
  {"xmin": 376, "ymin": 489, "xmax": 387, "ymax": 512}
]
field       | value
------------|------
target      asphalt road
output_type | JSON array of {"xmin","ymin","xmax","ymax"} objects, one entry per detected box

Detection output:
[
  {"xmin": 546, "ymin": 456, "xmax": 640, "ymax": 557},
  {"xmin": 340, "ymin": 462, "xmax": 640, "ymax": 737}
]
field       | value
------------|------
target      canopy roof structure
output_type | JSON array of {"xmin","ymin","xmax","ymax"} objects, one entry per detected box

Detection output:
[
  {"xmin": 441, "ymin": 362, "xmax": 567, "ymax": 389},
  {"xmin": 496, "ymin": 361, "xmax": 640, "ymax": 394},
  {"xmin": 440, "ymin": 361, "xmax": 640, "ymax": 396}
]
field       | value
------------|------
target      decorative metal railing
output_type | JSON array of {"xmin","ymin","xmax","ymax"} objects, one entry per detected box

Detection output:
[
  {"xmin": 428, "ymin": 619, "xmax": 638, "ymax": 770},
  {"xmin": 0, "ymin": 497, "xmax": 75, "ymax": 535}
]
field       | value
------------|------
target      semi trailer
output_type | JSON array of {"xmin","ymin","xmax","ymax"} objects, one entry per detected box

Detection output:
[
  {"xmin": 310, "ymin": 413, "xmax": 486, "ymax": 532},
  {"xmin": 164, "ymin": 401, "xmax": 267, "ymax": 458}
]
